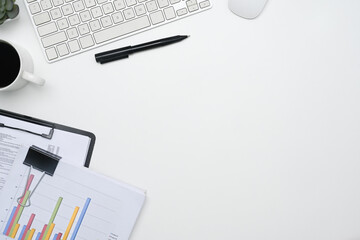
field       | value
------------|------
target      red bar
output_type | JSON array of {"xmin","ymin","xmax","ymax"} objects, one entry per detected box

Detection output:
[
  {"xmin": 5, "ymin": 174, "xmax": 34, "ymax": 236},
  {"xmin": 56, "ymin": 233, "xmax": 62, "ymax": 240},
  {"xmin": 21, "ymin": 213, "xmax": 35, "ymax": 240},
  {"xmin": 39, "ymin": 224, "xmax": 47, "ymax": 240}
]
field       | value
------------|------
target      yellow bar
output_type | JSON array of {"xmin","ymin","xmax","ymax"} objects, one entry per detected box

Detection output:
[
  {"xmin": 44, "ymin": 223, "xmax": 55, "ymax": 240},
  {"xmin": 27, "ymin": 229, "xmax": 35, "ymax": 240},
  {"xmin": 11, "ymin": 223, "xmax": 20, "ymax": 238},
  {"xmin": 62, "ymin": 207, "xmax": 79, "ymax": 240}
]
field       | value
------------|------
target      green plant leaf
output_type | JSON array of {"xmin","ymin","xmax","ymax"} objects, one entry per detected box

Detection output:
[
  {"xmin": 0, "ymin": 9, "xmax": 5, "ymax": 18},
  {"xmin": 5, "ymin": 0, "xmax": 14, "ymax": 11},
  {"xmin": 0, "ymin": 0, "xmax": 5, "ymax": 7},
  {"xmin": 6, "ymin": 3, "xmax": 18, "ymax": 18},
  {"xmin": 0, "ymin": 14, "xmax": 8, "ymax": 25}
]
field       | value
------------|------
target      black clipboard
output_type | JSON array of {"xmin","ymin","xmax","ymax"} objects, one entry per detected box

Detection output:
[{"xmin": 0, "ymin": 108, "xmax": 95, "ymax": 167}]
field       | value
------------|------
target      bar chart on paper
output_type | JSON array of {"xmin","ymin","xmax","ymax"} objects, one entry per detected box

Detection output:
[{"xmin": 0, "ymin": 147, "xmax": 146, "ymax": 240}]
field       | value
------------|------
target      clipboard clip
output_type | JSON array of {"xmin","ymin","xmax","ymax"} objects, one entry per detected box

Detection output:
[
  {"xmin": 17, "ymin": 146, "xmax": 61, "ymax": 207},
  {"xmin": 0, "ymin": 123, "xmax": 54, "ymax": 139}
]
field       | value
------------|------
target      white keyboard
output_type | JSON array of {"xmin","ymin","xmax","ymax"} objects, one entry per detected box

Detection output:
[{"xmin": 24, "ymin": 0, "xmax": 212, "ymax": 63}]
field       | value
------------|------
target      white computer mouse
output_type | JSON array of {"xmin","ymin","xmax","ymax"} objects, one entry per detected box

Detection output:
[{"xmin": 228, "ymin": 0, "xmax": 268, "ymax": 19}]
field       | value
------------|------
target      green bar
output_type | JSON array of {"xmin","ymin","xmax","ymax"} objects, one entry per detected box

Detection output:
[
  {"xmin": 42, "ymin": 197, "xmax": 63, "ymax": 240},
  {"xmin": 9, "ymin": 191, "xmax": 31, "ymax": 237},
  {"xmin": 24, "ymin": 229, "xmax": 31, "ymax": 240}
]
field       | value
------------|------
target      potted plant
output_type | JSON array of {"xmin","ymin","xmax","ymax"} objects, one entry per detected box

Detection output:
[{"xmin": 0, "ymin": 0, "xmax": 19, "ymax": 25}]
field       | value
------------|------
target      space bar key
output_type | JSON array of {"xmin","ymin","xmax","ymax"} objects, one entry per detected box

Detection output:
[{"xmin": 94, "ymin": 16, "xmax": 151, "ymax": 44}]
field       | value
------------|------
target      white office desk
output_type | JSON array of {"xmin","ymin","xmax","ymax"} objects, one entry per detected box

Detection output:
[{"xmin": 1, "ymin": 0, "xmax": 360, "ymax": 239}]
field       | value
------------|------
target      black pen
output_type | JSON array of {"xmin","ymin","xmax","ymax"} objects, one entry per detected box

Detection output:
[{"xmin": 95, "ymin": 35, "xmax": 189, "ymax": 64}]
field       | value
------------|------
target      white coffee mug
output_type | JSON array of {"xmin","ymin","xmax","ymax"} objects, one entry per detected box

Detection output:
[{"xmin": 0, "ymin": 40, "xmax": 45, "ymax": 92}]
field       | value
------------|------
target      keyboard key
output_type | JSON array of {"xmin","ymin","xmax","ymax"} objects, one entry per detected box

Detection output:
[
  {"xmin": 113, "ymin": 0, "xmax": 125, "ymax": 10},
  {"xmin": 62, "ymin": 4, "xmax": 74, "ymax": 15},
  {"xmin": 42, "ymin": 31, "xmax": 67, "ymax": 47},
  {"xmin": 38, "ymin": 22, "xmax": 58, "ymax": 36},
  {"xmin": 188, "ymin": 4, "xmax": 199, "ymax": 12},
  {"xmin": 186, "ymin": 0, "xmax": 197, "ymax": 6},
  {"xmin": 33, "ymin": 12, "xmax": 51, "ymax": 25},
  {"xmin": 29, "ymin": 3, "xmax": 41, "ymax": 14},
  {"xmin": 157, "ymin": 0, "xmax": 169, "ymax": 8},
  {"xmin": 79, "ymin": 35, "xmax": 95, "ymax": 48},
  {"xmin": 150, "ymin": 10, "xmax": 164, "ymax": 24},
  {"xmin": 57, "ymin": 18, "xmax": 69, "ymax": 29},
  {"xmin": 100, "ymin": 16, "xmax": 112, "ymax": 27},
  {"xmin": 103, "ymin": 3, "xmax": 114, "ymax": 14},
  {"xmin": 84, "ymin": 0, "xmax": 96, "ymax": 8},
  {"xmin": 94, "ymin": 15, "xmax": 150, "ymax": 44},
  {"xmin": 89, "ymin": 19, "xmax": 101, "ymax": 31},
  {"xmin": 134, "ymin": 4, "xmax": 146, "ymax": 15},
  {"xmin": 112, "ymin": 12, "xmax": 123, "ymax": 23},
  {"xmin": 164, "ymin": 6, "xmax": 175, "ymax": 19},
  {"xmin": 125, "ymin": 0, "xmax": 136, "ymax": 6},
  {"xmin": 123, "ymin": 8, "xmax": 135, "ymax": 20},
  {"xmin": 169, "ymin": 0, "xmax": 180, "ymax": 4},
  {"xmin": 176, "ymin": 8, "xmax": 187, "ymax": 16},
  {"xmin": 52, "ymin": 0, "xmax": 64, "ymax": 6},
  {"xmin": 68, "ymin": 39, "xmax": 80, "ymax": 52},
  {"xmin": 146, "ymin": 1, "xmax": 157, "ymax": 12},
  {"xmin": 91, "ymin": 6, "xmax": 103, "ymax": 18},
  {"xmin": 50, "ymin": 8, "xmax": 62, "ymax": 19},
  {"xmin": 68, "ymin": 14, "xmax": 80, "ymax": 25},
  {"xmin": 73, "ymin": 0, "xmax": 85, "ymax": 11},
  {"xmin": 66, "ymin": 27, "xmax": 79, "ymax": 38},
  {"xmin": 57, "ymin": 43, "xmax": 69, "ymax": 56},
  {"xmin": 80, "ymin": 10, "xmax": 92, "ymax": 21},
  {"xmin": 45, "ymin": 47, "xmax": 58, "ymax": 60},
  {"xmin": 78, "ymin": 23, "xmax": 90, "ymax": 35},
  {"xmin": 199, "ymin": 0, "xmax": 209, "ymax": 8},
  {"xmin": 40, "ymin": 0, "xmax": 52, "ymax": 10}
]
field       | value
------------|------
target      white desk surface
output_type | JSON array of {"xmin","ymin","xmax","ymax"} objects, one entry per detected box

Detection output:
[{"xmin": 1, "ymin": 0, "xmax": 360, "ymax": 239}]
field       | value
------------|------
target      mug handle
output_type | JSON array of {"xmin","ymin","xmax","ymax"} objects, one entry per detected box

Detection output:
[{"xmin": 22, "ymin": 71, "xmax": 45, "ymax": 86}]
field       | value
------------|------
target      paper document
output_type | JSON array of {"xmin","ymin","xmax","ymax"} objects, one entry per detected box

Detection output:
[
  {"xmin": 0, "ymin": 115, "xmax": 91, "ymax": 191},
  {"xmin": 0, "ymin": 147, "xmax": 145, "ymax": 240}
]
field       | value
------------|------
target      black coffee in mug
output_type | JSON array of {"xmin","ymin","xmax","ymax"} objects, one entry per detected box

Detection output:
[{"xmin": 0, "ymin": 41, "xmax": 21, "ymax": 88}]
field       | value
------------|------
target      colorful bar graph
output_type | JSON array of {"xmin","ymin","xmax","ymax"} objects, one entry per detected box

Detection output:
[
  {"xmin": 55, "ymin": 233, "xmax": 62, "ymax": 240},
  {"xmin": 70, "ymin": 198, "xmax": 91, "ymax": 240},
  {"xmin": 3, "ymin": 206, "xmax": 17, "ymax": 235},
  {"xmin": 21, "ymin": 213, "xmax": 36, "ymax": 240},
  {"xmin": 42, "ymin": 197, "xmax": 62, "ymax": 240},
  {"xmin": 27, "ymin": 229, "xmax": 36, "ymax": 240},
  {"xmin": 18, "ymin": 225, "xmax": 27, "ymax": 240},
  {"xmin": 62, "ymin": 207, "xmax": 79, "ymax": 240},
  {"xmin": 5, "ymin": 174, "xmax": 34, "ymax": 236},
  {"xmin": 9, "ymin": 190, "xmax": 31, "ymax": 237},
  {"xmin": 24, "ymin": 229, "xmax": 31, "ymax": 240},
  {"xmin": 44, "ymin": 223, "xmax": 55, "ymax": 240},
  {"xmin": 11, "ymin": 223, "xmax": 20, "ymax": 238},
  {"xmin": 35, "ymin": 232, "xmax": 41, "ymax": 240},
  {"xmin": 39, "ymin": 224, "xmax": 47, "ymax": 240},
  {"xmin": 2, "ymin": 189, "xmax": 91, "ymax": 240}
]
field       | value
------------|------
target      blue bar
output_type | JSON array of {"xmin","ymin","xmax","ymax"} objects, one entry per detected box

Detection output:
[
  {"xmin": 17, "ymin": 225, "xmax": 27, "ymax": 240},
  {"xmin": 70, "ymin": 198, "xmax": 91, "ymax": 240},
  {"xmin": 52, "ymin": 233, "xmax": 58, "ymax": 240},
  {"xmin": 3, "ymin": 206, "xmax": 17, "ymax": 235},
  {"xmin": 35, "ymin": 232, "xmax": 41, "ymax": 240}
]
